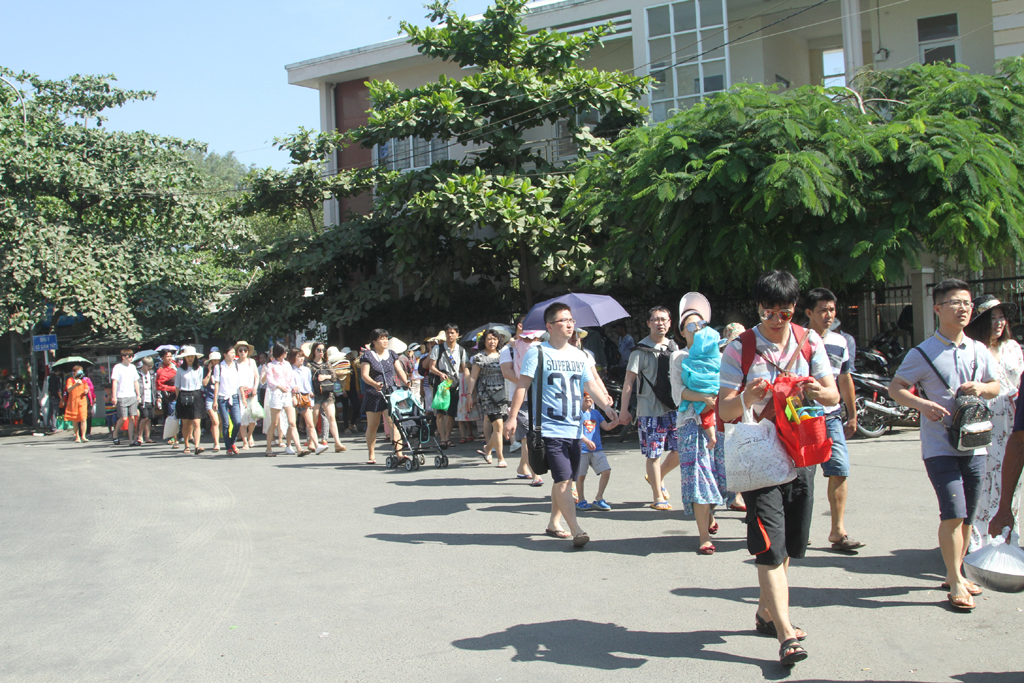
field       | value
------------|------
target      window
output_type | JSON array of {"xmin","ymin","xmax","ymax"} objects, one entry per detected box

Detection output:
[
  {"xmin": 554, "ymin": 110, "xmax": 602, "ymax": 160},
  {"xmin": 646, "ymin": 0, "xmax": 729, "ymax": 122},
  {"xmin": 918, "ymin": 13, "xmax": 958, "ymax": 65},
  {"xmin": 376, "ymin": 135, "xmax": 449, "ymax": 171},
  {"xmin": 822, "ymin": 48, "xmax": 845, "ymax": 87}
]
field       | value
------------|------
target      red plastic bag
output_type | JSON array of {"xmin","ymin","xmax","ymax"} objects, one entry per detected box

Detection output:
[{"xmin": 771, "ymin": 375, "xmax": 832, "ymax": 468}]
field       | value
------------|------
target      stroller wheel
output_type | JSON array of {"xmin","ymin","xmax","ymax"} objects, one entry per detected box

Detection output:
[
  {"xmin": 405, "ymin": 457, "xmax": 415, "ymax": 471},
  {"xmin": 385, "ymin": 455, "xmax": 394, "ymax": 468},
  {"xmin": 434, "ymin": 456, "xmax": 441, "ymax": 468},
  {"xmin": 441, "ymin": 454, "xmax": 449, "ymax": 468},
  {"xmin": 418, "ymin": 454, "xmax": 425, "ymax": 465}
]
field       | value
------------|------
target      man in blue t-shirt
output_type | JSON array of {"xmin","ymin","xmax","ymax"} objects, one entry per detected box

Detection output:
[{"xmin": 506, "ymin": 303, "xmax": 618, "ymax": 548}]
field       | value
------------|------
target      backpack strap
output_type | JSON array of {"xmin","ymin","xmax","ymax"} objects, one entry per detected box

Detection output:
[{"xmin": 914, "ymin": 346, "xmax": 953, "ymax": 394}]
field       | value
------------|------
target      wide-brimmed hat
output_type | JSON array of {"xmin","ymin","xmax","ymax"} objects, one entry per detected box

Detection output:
[
  {"xmin": 208, "ymin": 351, "xmax": 222, "ymax": 362},
  {"xmin": 176, "ymin": 345, "xmax": 203, "ymax": 359},
  {"xmin": 426, "ymin": 331, "xmax": 446, "ymax": 343},
  {"xmin": 679, "ymin": 292, "xmax": 712, "ymax": 328},
  {"xmin": 327, "ymin": 348, "xmax": 349, "ymax": 366},
  {"xmin": 234, "ymin": 340, "xmax": 256, "ymax": 355},
  {"xmin": 972, "ymin": 294, "xmax": 1018, "ymax": 321}
]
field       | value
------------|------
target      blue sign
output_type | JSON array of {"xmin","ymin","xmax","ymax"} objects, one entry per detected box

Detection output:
[{"xmin": 32, "ymin": 334, "xmax": 58, "ymax": 352}]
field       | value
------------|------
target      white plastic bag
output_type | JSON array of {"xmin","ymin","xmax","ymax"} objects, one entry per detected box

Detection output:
[
  {"xmin": 963, "ymin": 528, "xmax": 1024, "ymax": 593},
  {"xmin": 724, "ymin": 406, "xmax": 797, "ymax": 493},
  {"xmin": 162, "ymin": 416, "xmax": 179, "ymax": 441},
  {"xmin": 248, "ymin": 394, "xmax": 265, "ymax": 420}
]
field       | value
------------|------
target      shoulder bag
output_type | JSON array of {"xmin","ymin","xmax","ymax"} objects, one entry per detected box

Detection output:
[
  {"xmin": 915, "ymin": 345, "xmax": 993, "ymax": 451},
  {"xmin": 527, "ymin": 346, "xmax": 548, "ymax": 476}
]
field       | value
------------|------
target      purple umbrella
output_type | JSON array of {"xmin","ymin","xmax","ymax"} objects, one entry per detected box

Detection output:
[
  {"xmin": 155, "ymin": 344, "xmax": 180, "ymax": 352},
  {"xmin": 522, "ymin": 293, "xmax": 630, "ymax": 331}
]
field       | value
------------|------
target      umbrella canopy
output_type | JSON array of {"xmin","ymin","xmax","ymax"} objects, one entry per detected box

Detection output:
[
  {"xmin": 155, "ymin": 344, "xmax": 179, "ymax": 352},
  {"xmin": 387, "ymin": 337, "xmax": 408, "ymax": 354},
  {"xmin": 51, "ymin": 356, "xmax": 94, "ymax": 369},
  {"xmin": 522, "ymin": 293, "xmax": 630, "ymax": 331},
  {"xmin": 132, "ymin": 350, "xmax": 159, "ymax": 363},
  {"xmin": 463, "ymin": 323, "xmax": 514, "ymax": 344}
]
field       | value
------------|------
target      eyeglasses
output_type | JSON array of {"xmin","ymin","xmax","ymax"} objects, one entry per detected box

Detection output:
[
  {"xmin": 649, "ymin": 317, "xmax": 671, "ymax": 324},
  {"xmin": 121, "ymin": 354, "xmax": 132, "ymax": 358},
  {"xmin": 684, "ymin": 320, "xmax": 708, "ymax": 333},
  {"xmin": 550, "ymin": 318, "xmax": 575, "ymax": 326},
  {"xmin": 759, "ymin": 308, "xmax": 794, "ymax": 323},
  {"xmin": 940, "ymin": 299, "xmax": 974, "ymax": 310}
]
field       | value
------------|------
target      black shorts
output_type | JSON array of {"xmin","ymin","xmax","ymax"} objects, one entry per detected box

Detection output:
[
  {"xmin": 544, "ymin": 437, "xmax": 582, "ymax": 484},
  {"xmin": 745, "ymin": 467, "xmax": 815, "ymax": 566},
  {"xmin": 139, "ymin": 404, "xmax": 154, "ymax": 420}
]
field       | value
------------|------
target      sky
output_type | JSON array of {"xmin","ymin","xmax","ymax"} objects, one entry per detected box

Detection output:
[{"xmin": 2, "ymin": 0, "xmax": 493, "ymax": 169}]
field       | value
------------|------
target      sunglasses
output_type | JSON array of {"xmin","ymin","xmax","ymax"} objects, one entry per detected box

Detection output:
[
  {"xmin": 759, "ymin": 308, "xmax": 794, "ymax": 323},
  {"xmin": 684, "ymin": 320, "xmax": 708, "ymax": 333}
]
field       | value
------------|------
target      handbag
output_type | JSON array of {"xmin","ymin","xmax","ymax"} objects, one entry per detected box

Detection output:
[
  {"xmin": 295, "ymin": 393, "xmax": 311, "ymax": 410},
  {"xmin": 527, "ymin": 346, "xmax": 548, "ymax": 476},
  {"xmin": 723, "ymin": 403, "xmax": 797, "ymax": 492},
  {"xmin": 915, "ymin": 346, "xmax": 994, "ymax": 451},
  {"xmin": 772, "ymin": 375, "xmax": 833, "ymax": 468}
]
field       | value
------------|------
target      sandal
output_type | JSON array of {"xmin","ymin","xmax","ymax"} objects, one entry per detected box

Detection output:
[
  {"xmin": 195, "ymin": 447, "xmax": 205, "ymax": 455},
  {"xmin": 182, "ymin": 447, "xmax": 191, "ymax": 454},
  {"xmin": 941, "ymin": 581, "xmax": 983, "ymax": 596},
  {"xmin": 779, "ymin": 638, "xmax": 808, "ymax": 666},
  {"xmin": 697, "ymin": 544, "xmax": 715, "ymax": 555},
  {"xmin": 265, "ymin": 451, "xmax": 276, "ymax": 457},
  {"xmin": 830, "ymin": 535, "xmax": 866, "ymax": 551},
  {"xmin": 709, "ymin": 521, "xmax": 719, "ymax": 535},
  {"xmin": 459, "ymin": 437, "xmax": 470, "ymax": 444},
  {"xmin": 496, "ymin": 461, "xmax": 507, "ymax": 468},
  {"xmin": 572, "ymin": 532, "xmax": 590, "ymax": 547},
  {"xmin": 544, "ymin": 528, "xmax": 571, "ymax": 539},
  {"xmin": 948, "ymin": 593, "xmax": 976, "ymax": 611},
  {"xmin": 366, "ymin": 459, "xmax": 377, "ymax": 465},
  {"xmin": 755, "ymin": 613, "xmax": 806, "ymax": 641},
  {"xmin": 650, "ymin": 501, "xmax": 672, "ymax": 511}
]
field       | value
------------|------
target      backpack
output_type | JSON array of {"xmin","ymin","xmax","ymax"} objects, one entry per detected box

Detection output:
[
  {"xmin": 716, "ymin": 324, "xmax": 814, "ymax": 429},
  {"xmin": 914, "ymin": 345, "xmax": 993, "ymax": 452},
  {"xmin": 635, "ymin": 339, "xmax": 680, "ymax": 411}
]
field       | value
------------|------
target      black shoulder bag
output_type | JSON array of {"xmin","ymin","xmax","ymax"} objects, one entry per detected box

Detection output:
[
  {"xmin": 915, "ymin": 345, "xmax": 993, "ymax": 451},
  {"xmin": 527, "ymin": 346, "xmax": 548, "ymax": 475}
]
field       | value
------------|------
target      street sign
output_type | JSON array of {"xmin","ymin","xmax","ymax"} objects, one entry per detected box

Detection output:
[{"xmin": 32, "ymin": 334, "xmax": 58, "ymax": 352}]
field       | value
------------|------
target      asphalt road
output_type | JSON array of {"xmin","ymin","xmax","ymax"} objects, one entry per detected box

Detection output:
[{"xmin": 2, "ymin": 425, "xmax": 1023, "ymax": 682}]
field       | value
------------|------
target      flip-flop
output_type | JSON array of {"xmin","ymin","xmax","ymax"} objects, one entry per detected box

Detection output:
[
  {"xmin": 544, "ymin": 528, "xmax": 571, "ymax": 539},
  {"xmin": 948, "ymin": 593, "xmax": 976, "ymax": 611},
  {"xmin": 697, "ymin": 544, "xmax": 715, "ymax": 555},
  {"xmin": 709, "ymin": 522, "xmax": 719, "ymax": 535},
  {"xmin": 830, "ymin": 535, "xmax": 866, "ymax": 551},
  {"xmin": 366, "ymin": 459, "xmax": 376, "ymax": 465},
  {"xmin": 529, "ymin": 478, "xmax": 544, "ymax": 487},
  {"xmin": 942, "ymin": 581, "xmax": 983, "ymax": 596},
  {"xmin": 573, "ymin": 532, "xmax": 590, "ymax": 547},
  {"xmin": 516, "ymin": 474, "xmax": 531, "ymax": 479},
  {"xmin": 496, "ymin": 461, "xmax": 508, "ymax": 468},
  {"xmin": 650, "ymin": 501, "xmax": 672, "ymax": 511},
  {"xmin": 729, "ymin": 502, "xmax": 747, "ymax": 512}
]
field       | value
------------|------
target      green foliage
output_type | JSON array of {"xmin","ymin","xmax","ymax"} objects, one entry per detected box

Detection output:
[
  {"xmin": 0, "ymin": 68, "xmax": 239, "ymax": 340},
  {"xmin": 567, "ymin": 60, "xmax": 1024, "ymax": 293}
]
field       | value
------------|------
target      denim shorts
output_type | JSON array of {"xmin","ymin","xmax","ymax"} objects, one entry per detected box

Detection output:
[
  {"xmin": 820, "ymin": 415, "xmax": 850, "ymax": 477},
  {"xmin": 544, "ymin": 437, "xmax": 582, "ymax": 483},
  {"xmin": 923, "ymin": 454, "xmax": 984, "ymax": 523},
  {"xmin": 637, "ymin": 412, "xmax": 678, "ymax": 459}
]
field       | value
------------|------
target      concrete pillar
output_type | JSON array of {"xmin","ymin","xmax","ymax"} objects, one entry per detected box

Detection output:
[
  {"xmin": 841, "ymin": 0, "xmax": 865, "ymax": 84},
  {"xmin": 319, "ymin": 82, "xmax": 340, "ymax": 227},
  {"xmin": 910, "ymin": 268, "xmax": 936, "ymax": 344},
  {"xmin": 858, "ymin": 290, "xmax": 876, "ymax": 344}
]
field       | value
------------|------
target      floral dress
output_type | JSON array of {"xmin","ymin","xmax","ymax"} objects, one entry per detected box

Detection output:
[
  {"xmin": 670, "ymin": 348, "xmax": 727, "ymax": 513},
  {"xmin": 471, "ymin": 352, "xmax": 508, "ymax": 417},
  {"xmin": 971, "ymin": 339, "xmax": 1024, "ymax": 550}
]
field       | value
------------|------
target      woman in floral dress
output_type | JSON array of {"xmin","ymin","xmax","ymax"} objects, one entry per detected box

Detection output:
[
  {"xmin": 965, "ymin": 294, "xmax": 1024, "ymax": 550},
  {"xmin": 466, "ymin": 329, "xmax": 509, "ymax": 467},
  {"xmin": 669, "ymin": 293, "xmax": 728, "ymax": 555}
]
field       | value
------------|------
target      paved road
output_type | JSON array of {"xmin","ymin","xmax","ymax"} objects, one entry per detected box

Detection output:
[{"xmin": 2, "ymin": 425, "xmax": 1023, "ymax": 682}]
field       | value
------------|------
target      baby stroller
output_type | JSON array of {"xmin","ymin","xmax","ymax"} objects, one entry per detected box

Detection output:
[{"xmin": 383, "ymin": 384, "xmax": 448, "ymax": 470}]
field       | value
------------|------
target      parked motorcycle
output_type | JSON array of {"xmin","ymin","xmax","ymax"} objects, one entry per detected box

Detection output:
[
  {"xmin": 851, "ymin": 371, "xmax": 920, "ymax": 438},
  {"xmin": 855, "ymin": 327, "xmax": 909, "ymax": 377}
]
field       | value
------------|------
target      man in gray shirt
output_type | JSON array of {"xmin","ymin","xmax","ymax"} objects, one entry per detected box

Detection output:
[{"xmin": 890, "ymin": 278, "xmax": 999, "ymax": 612}]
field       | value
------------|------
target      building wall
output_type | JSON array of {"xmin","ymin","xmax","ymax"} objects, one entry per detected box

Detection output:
[
  {"xmin": 334, "ymin": 80, "xmax": 373, "ymax": 217},
  {"xmin": 993, "ymin": 0, "xmax": 1024, "ymax": 59},
  {"xmin": 871, "ymin": 0, "xmax": 994, "ymax": 74}
]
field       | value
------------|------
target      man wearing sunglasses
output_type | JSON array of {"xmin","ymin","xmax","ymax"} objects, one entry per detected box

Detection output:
[{"xmin": 718, "ymin": 270, "xmax": 838, "ymax": 666}]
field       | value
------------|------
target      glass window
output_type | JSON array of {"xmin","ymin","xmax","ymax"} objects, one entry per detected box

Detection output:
[
  {"xmin": 648, "ymin": 5, "xmax": 671, "ymax": 37},
  {"xmin": 822, "ymin": 48, "xmax": 845, "ymax": 87},
  {"xmin": 646, "ymin": 0, "xmax": 730, "ymax": 121},
  {"xmin": 393, "ymin": 137, "xmax": 410, "ymax": 170},
  {"xmin": 918, "ymin": 14, "xmax": 958, "ymax": 43},
  {"xmin": 923, "ymin": 44, "xmax": 957, "ymax": 64},
  {"xmin": 673, "ymin": 1, "xmax": 696, "ymax": 33},
  {"xmin": 412, "ymin": 136, "xmax": 430, "ymax": 168},
  {"xmin": 430, "ymin": 136, "xmax": 448, "ymax": 161}
]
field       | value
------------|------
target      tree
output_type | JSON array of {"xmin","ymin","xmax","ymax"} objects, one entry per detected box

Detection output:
[
  {"xmin": 0, "ymin": 68, "xmax": 240, "ymax": 341},
  {"xmin": 566, "ymin": 60, "xmax": 1024, "ymax": 294}
]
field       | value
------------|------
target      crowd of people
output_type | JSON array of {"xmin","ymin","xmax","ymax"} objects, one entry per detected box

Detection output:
[{"xmin": 43, "ymin": 269, "xmax": 1024, "ymax": 668}]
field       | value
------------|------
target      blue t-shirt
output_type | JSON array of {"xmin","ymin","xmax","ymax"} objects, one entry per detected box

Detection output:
[
  {"xmin": 520, "ymin": 342, "xmax": 594, "ymax": 439},
  {"xmin": 581, "ymin": 408, "xmax": 605, "ymax": 451}
]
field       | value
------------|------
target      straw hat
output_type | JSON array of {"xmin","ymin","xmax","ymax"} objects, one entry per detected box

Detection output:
[
  {"xmin": 176, "ymin": 345, "xmax": 203, "ymax": 359},
  {"xmin": 426, "ymin": 331, "xmax": 446, "ymax": 343},
  {"xmin": 327, "ymin": 347, "xmax": 348, "ymax": 366},
  {"xmin": 234, "ymin": 340, "xmax": 256, "ymax": 355},
  {"xmin": 208, "ymin": 351, "xmax": 222, "ymax": 362}
]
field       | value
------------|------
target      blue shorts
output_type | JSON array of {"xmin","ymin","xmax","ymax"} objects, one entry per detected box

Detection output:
[
  {"xmin": 820, "ymin": 415, "xmax": 850, "ymax": 477},
  {"xmin": 637, "ymin": 412, "xmax": 678, "ymax": 459},
  {"xmin": 923, "ymin": 454, "xmax": 984, "ymax": 523},
  {"xmin": 544, "ymin": 437, "xmax": 582, "ymax": 484},
  {"xmin": 204, "ymin": 397, "xmax": 215, "ymax": 412}
]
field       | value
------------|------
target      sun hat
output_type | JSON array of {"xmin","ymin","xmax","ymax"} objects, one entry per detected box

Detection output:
[
  {"xmin": 427, "ymin": 331, "xmax": 446, "ymax": 343},
  {"xmin": 339, "ymin": 346, "xmax": 353, "ymax": 357},
  {"xmin": 408, "ymin": 343, "xmax": 422, "ymax": 353},
  {"xmin": 719, "ymin": 322, "xmax": 746, "ymax": 349},
  {"xmin": 300, "ymin": 341, "xmax": 315, "ymax": 357},
  {"xmin": 679, "ymin": 292, "xmax": 712, "ymax": 328},
  {"xmin": 234, "ymin": 340, "xmax": 256, "ymax": 355},
  {"xmin": 971, "ymin": 294, "xmax": 1018, "ymax": 322},
  {"xmin": 327, "ymin": 347, "xmax": 349, "ymax": 367},
  {"xmin": 208, "ymin": 351, "xmax": 222, "ymax": 362},
  {"xmin": 176, "ymin": 345, "xmax": 203, "ymax": 359}
]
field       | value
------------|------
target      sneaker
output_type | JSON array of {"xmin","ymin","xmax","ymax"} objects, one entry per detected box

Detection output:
[
  {"xmin": 314, "ymin": 443, "xmax": 329, "ymax": 455},
  {"xmin": 593, "ymin": 499, "xmax": 611, "ymax": 511},
  {"xmin": 576, "ymin": 500, "xmax": 593, "ymax": 511},
  {"xmin": 284, "ymin": 447, "xmax": 297, "ymax": 455}
]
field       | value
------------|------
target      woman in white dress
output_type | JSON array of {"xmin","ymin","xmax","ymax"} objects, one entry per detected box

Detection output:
[{"xmin": 965, "ymin": 294, "xmax": 1024, "ymax": 550}]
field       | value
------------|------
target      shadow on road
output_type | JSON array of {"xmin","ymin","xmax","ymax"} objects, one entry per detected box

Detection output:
[
  {"xmin": 367, "ymin": 531, "xmax": 734, "ymax": 556},
  {"xmin": 670, "ymin": 583, "xmax": 931, "ymax": 611},
  {"xmin": 797, "ymin": 547, "xmax": 945, "ymax": 582},
  {"xmin": 374, "ymin": 496, "xmax": 546, "ymax": 517},
  {"xmin": 450, "ymin": 619, "xmax": 797, "ymax": 679}
]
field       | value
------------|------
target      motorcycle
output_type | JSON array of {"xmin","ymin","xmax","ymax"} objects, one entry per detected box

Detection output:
[
  {"xmin": 856, "ymin": 326, "xmax": 909, "ymax": 377},
  {"xmin": 851, "ymin": 371, "xmax": 920, "ymax": 438}
]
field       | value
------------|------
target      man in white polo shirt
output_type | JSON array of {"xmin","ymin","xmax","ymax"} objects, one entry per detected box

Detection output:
[{"xmin": 110, "ymin": 348, "xmax": 141, "ymax": 446}]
